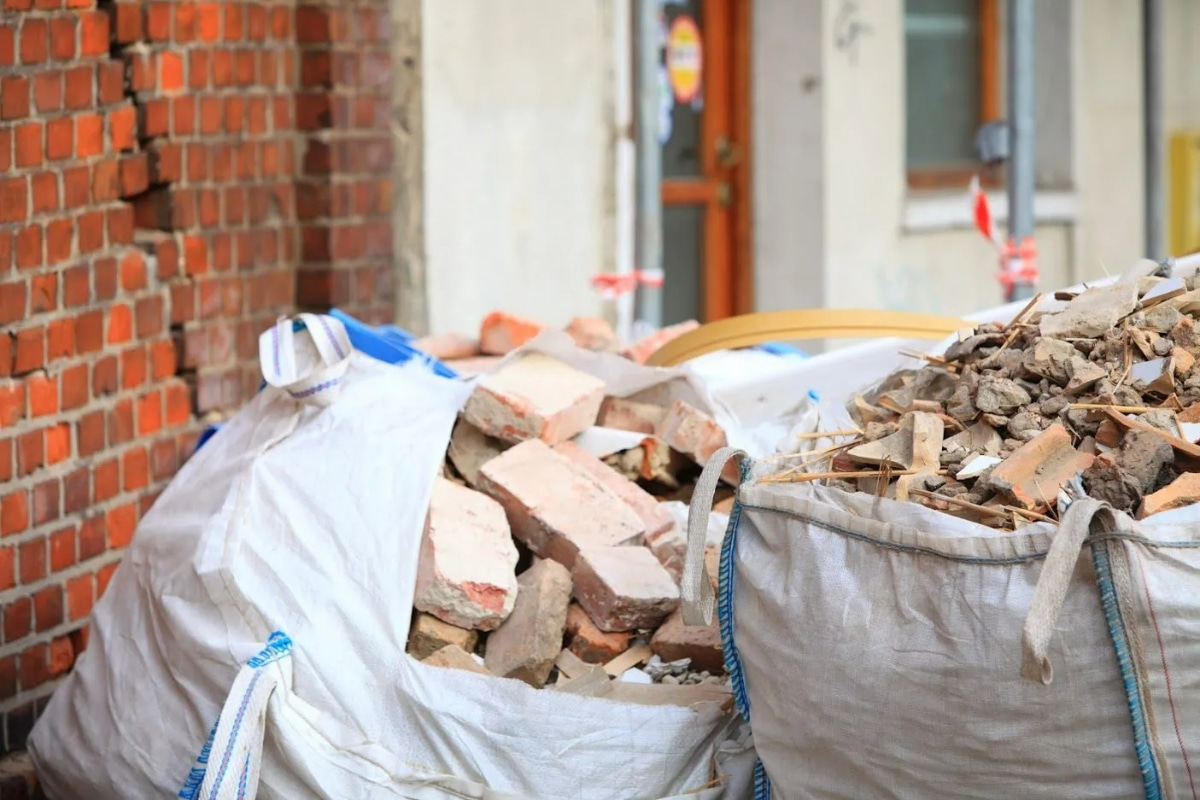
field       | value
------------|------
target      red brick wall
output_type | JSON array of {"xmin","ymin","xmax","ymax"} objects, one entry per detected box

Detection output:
[{"xmin": 0, "ymin": 0, "xmax": 394, "ymax": 764}]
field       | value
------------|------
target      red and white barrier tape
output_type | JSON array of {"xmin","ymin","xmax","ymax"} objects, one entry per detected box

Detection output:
[
  {"xmin": 591, "ymin": 269, "xmax": 665, "ymax": 299},
  {"xmin": 969, "ymin": 177, "xmax": 1040, "ymax": 298}
]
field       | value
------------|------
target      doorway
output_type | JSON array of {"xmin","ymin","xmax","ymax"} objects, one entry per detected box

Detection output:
[{"xmin": 657, "ymin": 0, "xmax": 751, "ymax": 324}]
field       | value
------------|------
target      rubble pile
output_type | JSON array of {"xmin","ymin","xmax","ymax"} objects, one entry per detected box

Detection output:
[
  {"xmin": 405, "ymin": 324, "xmax": 738, "ymax": 701},
  {"xmin": 799, "ymin": 269, "xmax": 1200, "ymax": 527},
  {"xmin": 415, "ymin": 312, "xmax": 701, "ymax": 376}
]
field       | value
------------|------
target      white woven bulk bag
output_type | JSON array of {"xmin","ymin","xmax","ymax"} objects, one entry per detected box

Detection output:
[{"xmin": 682, "ymin": 448, "xmax": 1200, "ymax": 800}]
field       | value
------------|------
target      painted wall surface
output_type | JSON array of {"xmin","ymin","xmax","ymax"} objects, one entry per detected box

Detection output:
[
  {"xmin": 1163, "ymin": 0, "xmax": 1200, "ymax": 131},
  {"xmin": 810, "ymin": 0, "xmax": 1156, "ymax": 336},
  {"xmin": 422, "ymin": 0, "xmax": 613, "ymax": 334}
]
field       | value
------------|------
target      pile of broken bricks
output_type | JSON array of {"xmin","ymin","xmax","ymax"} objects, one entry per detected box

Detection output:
[
  {"xmin": 765, "ymin": 267, "xmax": 1200, "ymax": 527},
  {"xmin": 412, "ymin": 311, "xmax": 701, "ymax": 376},
  {"xmin": 407, "ymin": 335, "xmax": 738, "ymax": 703}
]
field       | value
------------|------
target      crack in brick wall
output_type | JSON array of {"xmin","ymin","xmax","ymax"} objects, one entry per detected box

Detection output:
[{"xmin": 0, "ymin": 0, "xmax": 395, "ymax": 776}]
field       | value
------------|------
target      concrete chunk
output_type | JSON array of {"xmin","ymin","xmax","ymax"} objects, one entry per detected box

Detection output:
[
  {"xmin": 414, "ymin": 478, "xmax": 519, "ymax": 632},
  {"xmin": 651, "ymin": 607, "xmax": 725, "ymax": 674},
  {"xmin": 476, "ymin": 439, "xmax": 645, "ymax": 570},
  {"xmin": 1038, "ymin": 281, "xmax": 1139, "ymax": 339},
  {"xmin": 572, "ymin": 546, "xmax": 680, "ymax": 633},
  {"xmin": 484, "ymin": 559, "xmax": 573, "ymax": 687},
  {"xmin": 462, "ymin": 352, "xmax": 606, "ymax": 445},
  {"xmin": 553, "ymin": 440, "xmax": 674, "ymax": 540},
  {"xmin": 407, "ymin": 614, "xmax": 478, "ymax": 661}
]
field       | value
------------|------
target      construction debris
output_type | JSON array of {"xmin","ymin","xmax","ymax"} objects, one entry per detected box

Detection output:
[
  {"xmin": 777, "ymin": 274, "xmax": 1200, "ymax": 526},
  {"xmin": 404, "ymin": 341, "xmax": 736, "ymax": 700}
]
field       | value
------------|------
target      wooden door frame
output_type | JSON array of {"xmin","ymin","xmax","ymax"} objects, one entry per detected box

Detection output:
[{"xmin": 659, "ymin": 0, "xmax": 753, "ymax": 322}]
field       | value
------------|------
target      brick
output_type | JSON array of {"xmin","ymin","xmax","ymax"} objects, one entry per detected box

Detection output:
[
  {"xmin": 48, "ymin": 15, "xmax": 74, "ymax": 59},
  {"xmin": 0, "ymin": 383, "xmax": 24, "ymax": 427},
  {"xmin": 477, "ymin": 440, "xmax": 644, "ymax": 570},
  {"xmin": 63, "ymin": 468, "xmax": 89, "ymax": 514},
  {"xmin": 122, "ymin": 445, "xmax": 148, "ymax": 491},
  {"xmin": 554, "ymin": 441, "xmax": 674, "ymax": 540},
  {"xmin": 46, "ymin": 423, "xmax": 69, "ymax": 463},
  {"xmin": 572, "ymin": 546, "xmax": 679, "ymax": 633},
  {"xmin": 412, "ymin": 333, "xmax": 479, "ymax": 361},
  {"xmin": 16, "ymin": 429, "xmax": 42, "ymax": 475},
  {"xmin": 79, "ymin": 10, "xmax": 109, "ymax": 56},
  {"xmin": 78, "ymin": 516, "xmax": 105, "ymax": 560},
  {"xmin": 565, "ymin": 603, "xmax": 631, "ymax": 664},
  {"xmin": 1, "ymin": 492, "xmax": 29, "ymax": 537},
  {"xmin": 597, "ymin": 397, "xmax": 668, "ymax": 435},
  {"xmin": 45, "ymin": 116, "xmax": 72, "ymax": 160},
  {"xmin": 18, "ymin": 537, "xmax": 44, "ymax": 584},
  {"xmin": 656, "ymin": 400, "xmax": 729, "ymax": 466},
  {"xmin": 45, "ymin": 218, "xmax": 72, "ymax": 263},
  {"xmin": 987, "ymin": 423, "xmax": 1094, "ymax": 510},
  {"xmin": 150, "ymin": 437, "xmax": 176, "ymax": 480},
  {"xmin": 107, "ymin": 302, "xmax": 132, "ymax": 344},
  {"xmin": 0, "ymin": 76, "xmax": 30, "ymax": 120},
  {"xmin": 0, "ymin": 547, "xmax": 13, "ymax": 591},
  {"xmin": 27, "ymin": 373, "xmax": 57, "ymax": 417},
  {"xmin": 413, "ymin": 478, "xmax": 518, "ymax": 632},
  {"xmin": 31, "ymin": 479, "xmax": 58, "ymax": 525},
  {"xmin": 462, "ymin": 353, "xmax": 605, "ymax": 445},
  {"xmin": 0, "ymin": 178, "xmax": 27, "ymax": 223},
  {"xmin": 65, "ymin": 574, "xmax": 91, "ymax": 621},
  {"xmin": 479, "ymin": 311, "xmax": 548, "ymax": 356},
  {"xmin": 63, "ymin": 65, "xmax": 92, "ymax": 110},
  {"xmin": 33, "ymin": 71, "xmax": 63, "ymax": 113},
  {"xmin": 31, "ymin": 172, "xmax": 59, "ymax": 214},
  {"xmin": 0, "ymin": 283, "xmax": 26, "ymax": 325},
  {"xmin": 33, "ymin": 584, "xmax": 62, "ymax": 630},
  {"xmin": 14, "ymin": 224, "xmax": 42, "ymax": 270},
  {"xmin": 621, "ymin": 321, "xmax": 700, "ymax": 365},
  {"xmin": 483, "ymin": 559, "xmax": 572, "ymax": 688},
  {"xmin": 113, "ymin": 1, "xmax": 143, "ymax": 42},
  {"xmin": 14, "ymin": 121, "xmax": 44, "ymax": 168},
  {"xmin": 18, "ymin": 18, "xmax": 47, "ymax": 65},
  {"xmin": 420, "ymin": 644, "xmax": 490, "ymax": 676},
  {"xmin": 1139, "ymin": 472, "xmax": 1200, "ymax": 519},
  {"xmin": 49, "ymin": 526, "xmax": 75, "ymax": 571},
  {"xmin": 48, "ymin": 634, "xmax": 73, "ymax": 676},
  {"xmin": 93, "ymin": 255, "xmax": 116, "ymax": 297},
  {"xmin": 92, "ymin": 459, "xmax": 118, "ymax": 501},
  {"xmin": 137, "ymin": 389, "xmax": 162, "ymax": 434},
  {"xmin": 650, "ymin": 606, "xmax": 725, "ymax": 674},
  {"xmin": 565, "ymin": 316, "xmax": 619, "ymax": 352},
  {"xmin": 77, "ymin": 410, "xmax": 105, "ymax": 457},
  {"xmin": 5, "ymin": 599, "xmax": 31, "ymax": 644},
  {"xmin": 105, "ymin": 503, "xmax": 137, "ymax": 548},
  {"xmin": 405, "ymin": 613, "xmax": 477, "ymax": 661},
  {"xmin": 14, "ymin": 327, "xmax": 44, "ymax": 374}
]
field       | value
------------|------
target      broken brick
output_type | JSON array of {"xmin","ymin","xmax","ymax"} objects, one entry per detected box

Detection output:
[
  {"xmin": 413, "ymin": 478, "xmax": 519, "ymax": 632},
  {"xmin": 565, "ymin": 316, "xmax": 618, "ymax": 352},
  {"xmin": 413, "ymin": 332, "xmax": 480, "ymax": 361},
  {"xmin": 407, "ymin": 613, "xmax": 478, "ymax": 661},
  {"xmin": 656, "ymin": 400, "xmax": 727, "ymax": 465},
  {"xmin": 987, "ymin": 424, "xmax": 1095, "ymax": 510},
  {"xmin": 484, "ymin": 559, "xmax": 572, "ymax": 687},
  {"xmin": 461, "ymin": 352, "xmax": 605, "ymax": 445},
  {"xmin": 476, "ymin": 439, "xmax": 644, "ymax": 570},
  {"xmin": 597, "ymin": 396, "xmax": 667, "ymax": 434},
  {"xmin": 650, "ymin": 607, "xmax": 724, "ymax": 674},
  {"xmin": 1139, "ymin": 472, "xmax": 1200, "ymax": 519},
  {"xmin": 479, "ymin": 311, "xmax": 548, "ymax": 355},
  {"xmin": 572, "ymin": 546, "xmax": 679, "ymax": 633},
  {"xmin": 620, "ymin": 320, "xmax": 700, "ymax": 365},
  {"xmin": 552, "ymin": 440, "xmax": 674, "ymax": 540},
  {"xmin": 565, "ymin": 603, "xmax": 631, "ymax": 664}
]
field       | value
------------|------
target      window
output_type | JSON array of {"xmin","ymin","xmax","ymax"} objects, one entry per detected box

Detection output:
[{"xmin": 904, "ymin": 0, "xmax": 999, "ymax": 189}]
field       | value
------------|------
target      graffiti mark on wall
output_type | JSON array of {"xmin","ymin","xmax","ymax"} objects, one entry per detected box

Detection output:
[{"xmin": 833, "ymin": 0, "xmax": 871, "ymax": 66}]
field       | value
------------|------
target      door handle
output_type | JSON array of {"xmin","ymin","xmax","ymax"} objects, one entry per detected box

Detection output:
[{"xmin": 715, "ymin": 136, "xmax": 742, "ymax": 169}]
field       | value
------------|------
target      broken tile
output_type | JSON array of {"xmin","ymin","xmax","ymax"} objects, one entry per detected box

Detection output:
[{"xmin": 987, "ymin": 424, "xmax": 1095, "ymax": 510}]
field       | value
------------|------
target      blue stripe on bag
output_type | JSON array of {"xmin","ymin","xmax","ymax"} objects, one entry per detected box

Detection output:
[
  {"xmin": 717, "ymin": 459, "xmax": 773, "ymax": 799},
  {"xmin": 178, "ymin": 632, "xmax": 293, "ymax": 800},
  {"xmin": 1092, "ymin": 541, "xmax": 1162, "ymax": 800}
]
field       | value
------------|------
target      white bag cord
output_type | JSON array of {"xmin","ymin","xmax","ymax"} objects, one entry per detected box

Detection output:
[
  {"xmin": 1021, "ymin": 497, "xmax": 1129, "ymax": 685},
  {"xmin": 257, "ymin": 313, "xmax": 352, "ymax": 407},
  {"xmin": 682, "ymin": 447, "xmax": 747, "ymax": 626},
  {"xmin": 182, "ymin": 632, "xmax": 293, "ymax": 800}
]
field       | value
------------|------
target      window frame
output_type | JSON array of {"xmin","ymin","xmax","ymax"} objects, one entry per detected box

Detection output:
[{"xmin": 905, "ymin": 0, "xmax": 1001, "ymax": 191}]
